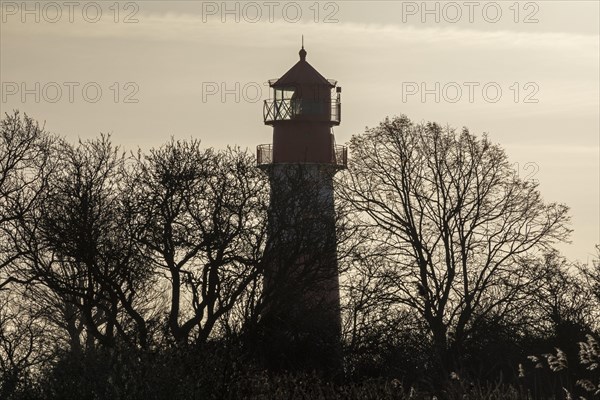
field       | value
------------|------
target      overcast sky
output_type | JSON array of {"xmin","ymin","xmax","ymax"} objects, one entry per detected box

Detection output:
[{"xmin": 1, "ymin": 0, "xmax": 598, "ymax": 262}]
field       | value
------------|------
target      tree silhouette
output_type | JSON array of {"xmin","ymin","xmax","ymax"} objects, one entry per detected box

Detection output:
[
  {"xmin": 127, "ymin": 141, "xmax": 268, "ymax": 345},
  {"xmin": 0, "ymin": 111, "xmax": 54, "ymax": 290},
  {"xmin": 339, "ymin": 115, "xmax": 572, "ymax": 374}
]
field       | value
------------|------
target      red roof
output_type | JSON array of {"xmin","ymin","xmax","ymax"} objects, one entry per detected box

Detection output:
[{"xmin": 272, "ymin": 48, "xmax": 334, "ymax": 88}]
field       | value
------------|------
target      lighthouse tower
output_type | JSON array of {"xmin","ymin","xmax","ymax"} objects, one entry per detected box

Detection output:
[{"xmin": 257, "ymin": 45, "xmax": 346, "ymax": 374}]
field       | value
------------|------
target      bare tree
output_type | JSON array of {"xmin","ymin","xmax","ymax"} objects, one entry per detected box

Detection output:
[
  {"xmin": 15, "ymin": 135, "xmax": 153, "ymax": 350},
  {"xmin": 577, "ymin": 244, "xmax": 600, "ymax": 328},
  {"xmin": 339, "ymin": 115, "xmax": 571, "ymax": 371},
  {"xmin": 127, "ymin": 141, "xmax": 268, "ymax": 345},
  {"xmin": 525, "ymin": 251, "xmax": 597, "ymax": 334},
  {"xmin": 0, "ymin": 111, "xmax": 54, "ymax": 290},
  {"xmin": 0, "ymin": 292, "xmax": 53, "ymax": 398}
]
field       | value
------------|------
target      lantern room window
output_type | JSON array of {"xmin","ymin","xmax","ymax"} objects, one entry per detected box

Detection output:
[{"xmin": 275, "ymin": 87, "xmax": 295, "ymax": 101}]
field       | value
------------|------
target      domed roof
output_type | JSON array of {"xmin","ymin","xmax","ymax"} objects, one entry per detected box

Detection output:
[{"xmin": 271, "ymin": 47, "xmax": 334, "ymax": 88}]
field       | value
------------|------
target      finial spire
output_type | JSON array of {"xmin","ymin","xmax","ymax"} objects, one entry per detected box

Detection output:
[{"xmin": 299, "ymin": 35, "xmax": 307, "ymax": 61}]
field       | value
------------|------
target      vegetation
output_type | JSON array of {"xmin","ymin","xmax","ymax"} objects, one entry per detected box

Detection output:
[{"xmin": 0, "ymin": 111, "xmax": 598, "ymax": 399}]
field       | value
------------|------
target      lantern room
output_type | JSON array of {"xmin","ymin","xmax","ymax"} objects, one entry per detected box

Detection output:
[
  {"xmin": 263, "ymin": 47, "xmax": 341, "ymax": 125},
  {"xmin": 258, "ymin": 46, "xmax": 346, "ymax": 168}
]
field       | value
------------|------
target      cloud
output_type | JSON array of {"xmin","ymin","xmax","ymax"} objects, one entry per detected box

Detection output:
[{"xmin": 4, "ymin": 10, "xmax": 598, "ymax": 57}]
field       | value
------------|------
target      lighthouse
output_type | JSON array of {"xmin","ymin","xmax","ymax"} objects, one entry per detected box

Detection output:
[{"xmin": 256, "ymin": 45, "xmax": 346, "ymax": 375}]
